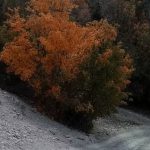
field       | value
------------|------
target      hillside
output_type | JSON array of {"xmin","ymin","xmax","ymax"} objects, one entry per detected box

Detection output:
[{"xmin": 0, "ymin": 89, "xmax": 150, "ymax": 150}]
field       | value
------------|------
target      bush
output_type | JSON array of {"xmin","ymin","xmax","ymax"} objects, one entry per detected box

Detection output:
[
  {"xmin": 88, "ymin": 0, "xmax": 150, "ymax": 106},
  {"xmin": 80, "ymin": 43, "xmax": 133, "ymax": 116},
  {"xmin": 0, "ymin": 0, "xmax": 133, "ymax": 131}
]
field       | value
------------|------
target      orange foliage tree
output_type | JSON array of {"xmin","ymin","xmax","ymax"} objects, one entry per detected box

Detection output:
[
  {"xmin": 0, "ymin": 0, "xmax": 132, "ymax": 130},
  {"xmin": 1, "ymin": 0, "xmax": 116, "ymax": 96}
]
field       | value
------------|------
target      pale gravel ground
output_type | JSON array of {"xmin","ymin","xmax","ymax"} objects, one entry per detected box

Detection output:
[{"xmin": 0, "ymin": 89, "xmax": 150, "ymax": 150}]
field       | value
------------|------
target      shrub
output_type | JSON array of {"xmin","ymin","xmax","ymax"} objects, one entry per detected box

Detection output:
[
  {"xmin": 88, "ymin": 0, "xmax": 150, "ymax": 106},
  {"xmin": 0, "ymin": 0, "xmax": 133, "ymax": 131},
  {"xmin": 58, "ymin": 43, "xmax": 133, "ymax": 131}
]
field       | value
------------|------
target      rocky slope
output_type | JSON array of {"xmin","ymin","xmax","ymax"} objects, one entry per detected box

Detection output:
[{"xmin": 0, "ymin": 89, "xmax": 150, "ymax": 150}]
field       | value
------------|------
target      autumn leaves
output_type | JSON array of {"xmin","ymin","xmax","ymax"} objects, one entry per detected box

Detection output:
[{"xmin": 0, "ymin": 0, "xmax": 133, "ymax": 130}]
